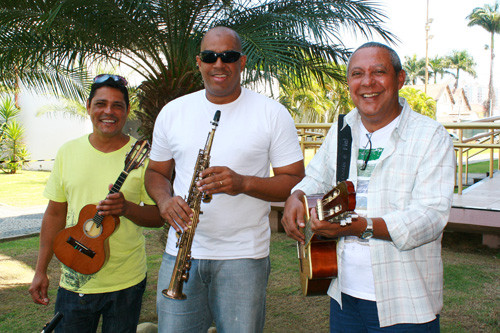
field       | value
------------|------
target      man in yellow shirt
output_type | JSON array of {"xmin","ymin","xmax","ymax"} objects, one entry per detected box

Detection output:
[{"xmin": 29, "ymin": 74, "xmax": 163, "ymax": 332}]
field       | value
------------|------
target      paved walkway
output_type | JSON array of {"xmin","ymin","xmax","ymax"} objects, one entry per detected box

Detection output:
[
  {"xmin": 0, "ymin": 204, "xmax": 46, "ymax": 240},
  {"xmin": 453, "ymin": 172, "xmax": 500, "ymax": 210}
]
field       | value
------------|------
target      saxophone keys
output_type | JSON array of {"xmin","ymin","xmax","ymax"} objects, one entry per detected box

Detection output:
[{"xmin": 202, "ymin": 194, "xmax": 212, "ymax": 203}]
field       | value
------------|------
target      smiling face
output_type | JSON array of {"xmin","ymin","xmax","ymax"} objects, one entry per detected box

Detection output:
[
  {"xmin": 196, "ymin": 27, "xmax": 247, "ymax": 104},
  {"xmin": 347, "ymin": 47, "xmax": 406, "ymax": 132},
  {"xmin": 87, "ymin": 86, "xmax": 129, "ymax": 139}
]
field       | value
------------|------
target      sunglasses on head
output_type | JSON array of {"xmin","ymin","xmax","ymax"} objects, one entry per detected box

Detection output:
[
  {"xmin": 93, "ymin": 74, "xmax": 128, "ymax": 86},
  {"xmin": 199, "ymin": 50, "xmax": 242, "ymax": 64}
]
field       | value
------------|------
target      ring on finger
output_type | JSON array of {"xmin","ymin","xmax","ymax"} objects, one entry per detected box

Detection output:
[{"xmin": 219, "ymin": 181, "xmax": 223, "ymax": 186}]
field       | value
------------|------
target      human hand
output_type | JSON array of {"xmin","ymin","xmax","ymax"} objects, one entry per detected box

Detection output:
[
  {"xmin": 197, "ymin": 166, "xmax": 244, "ymax": 196},
  {"xmin": 157, "ymin": 196, "xmax": 193, "ymax": 233},
  {"xmin": 96, "ymin": 185, "xmax": 129, "ymax": 217},
  {"xmin": 310, "ymin": 210, "xmax": 365, "ymax": 238},
  {"xmin": 29, "ymin": 272, "xmax": 50, "ymax": 306},
  {"xmin": 281, "ymin": 191, "xmax": 306, "ymax": 243}
]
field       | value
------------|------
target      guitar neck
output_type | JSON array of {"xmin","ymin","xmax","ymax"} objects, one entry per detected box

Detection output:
[
  {"xmin": 109, "ymin": 171, "xmax": 129, "ymax": 195},
  {"xmin": 301, "ymin": 181, "xmax": 357, "ymax": 245},
  {"xmin": 92, "ymin": 170, "xmax": 129, "ymax": 224}
]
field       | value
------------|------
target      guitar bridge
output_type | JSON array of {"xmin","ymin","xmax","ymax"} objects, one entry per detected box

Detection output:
[{"xmin": 66, "ymin": 236, "xmax": 96, "ymax": 258}]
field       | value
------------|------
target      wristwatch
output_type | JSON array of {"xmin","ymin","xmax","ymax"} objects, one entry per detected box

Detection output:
[{"xmin": 361, "ymin": 218, "xmax": 374, "ymax": 240}]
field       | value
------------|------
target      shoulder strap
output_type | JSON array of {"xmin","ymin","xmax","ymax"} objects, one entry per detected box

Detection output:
[{"xmin": 336, "ymin": 114, "xmax": 352, "ymax": 182}]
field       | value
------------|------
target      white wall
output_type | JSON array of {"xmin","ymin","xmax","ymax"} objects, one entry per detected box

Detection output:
[{"xmin": 18, "ymin": 89, "xmax": 92, "ymax": 171}]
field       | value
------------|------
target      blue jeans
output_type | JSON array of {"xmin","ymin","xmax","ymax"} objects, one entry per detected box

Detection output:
[
  {"xmin": 330, "ymin": 293, "xmax": 440, "ymax": 332},
  {"xmin": 157, "ymin": 252, "xmax": 270, "ymax": 333},
  {"xmin": 54, "ymin": 277, "xmax": 146, "ymax": 333}
]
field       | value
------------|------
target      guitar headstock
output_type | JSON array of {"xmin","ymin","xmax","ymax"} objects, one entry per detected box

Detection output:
[
  {"xmin": 317, "ymin": 181, "xmax": 357, "ymax": 226},
  {"xmin": 124, "ymin": 140, "xmax": 151, "ymax": 173}
]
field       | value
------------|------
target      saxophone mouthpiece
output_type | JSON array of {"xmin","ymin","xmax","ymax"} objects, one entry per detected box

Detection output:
[{"xmin": 212, "ymin": 110, "xmax": 221, "ymax": 125}]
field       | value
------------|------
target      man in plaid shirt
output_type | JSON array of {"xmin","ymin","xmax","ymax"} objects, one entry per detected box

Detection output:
[{"xmin": 282, "ymin": 42, "xmax": 455, "ymax": 331}]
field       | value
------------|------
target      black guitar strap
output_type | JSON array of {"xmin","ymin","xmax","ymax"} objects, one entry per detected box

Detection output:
[{"xmin": 336, "ymin": 114, "xmax": 352, "ymax": 182}]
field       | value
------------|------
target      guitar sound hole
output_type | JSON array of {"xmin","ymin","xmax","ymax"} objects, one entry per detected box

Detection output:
[{"xmin": 83, "ymin": 219, "xmax": 103, "ymax": 238}]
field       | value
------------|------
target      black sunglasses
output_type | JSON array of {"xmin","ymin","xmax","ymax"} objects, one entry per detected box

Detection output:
[
  {"xmin": 199, "ymin": 50, "xmax": 242, "ymax": 64},
  {"xmin": 93, "ymin": 74, "xmax": 128, "ymax": 86}
]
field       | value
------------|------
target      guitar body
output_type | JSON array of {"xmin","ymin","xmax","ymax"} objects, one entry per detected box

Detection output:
[
  {"xmin": 52, "ymin": 140, "xmax": 150, "ymax": 275},
  {"xmin": 53, "ymin": 204, "xmax": 119, "ymax": 275},
  {"xmin": 298, "ymin": 236, "xmax": 337, "ymax": 296},
  {"xmin": 298, "ymin": 181, "xmax": 356, "ymax": 296}
]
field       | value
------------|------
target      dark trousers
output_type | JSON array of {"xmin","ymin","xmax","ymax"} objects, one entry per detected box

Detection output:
[
  {"xmin": 330, "ymin": 293, "xmax": 440, "ymax": 332},
  {"xmin": 54, "ymin": 277, "xmax": 146, "ymax": 333}
]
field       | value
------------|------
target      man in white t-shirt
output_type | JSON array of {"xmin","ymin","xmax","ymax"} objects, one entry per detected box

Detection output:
[
  {"xmin": 281, "ymin": 43, "xmax": 455, "ymax": 331},
  {"xmin": 145, "ymin": 26, "xmax": 304, "ymax": 332}
]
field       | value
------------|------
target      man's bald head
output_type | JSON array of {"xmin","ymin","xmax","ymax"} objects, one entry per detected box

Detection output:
[{"xmin": 201, "ymin": 26, "xmax": 242, "ymax": 52}]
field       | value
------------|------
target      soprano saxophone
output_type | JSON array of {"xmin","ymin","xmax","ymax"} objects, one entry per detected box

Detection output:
[{"xmin": 163, "ymin": 110, "xmax": 221, "ymax": 300}]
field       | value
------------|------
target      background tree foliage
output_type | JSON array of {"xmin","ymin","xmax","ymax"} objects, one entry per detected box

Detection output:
[
  {"xmin": 403, "ymin": 55, "xmax": 426, "ymax": 85},
  {"xmin": 0, "ymin": 0, "xmax": 396, "ymax": 137},
  {"xmin": 280, "ymin": 64, "xmax": 354, "ymax": 123},
  {"xmin": 447, "ymin": 50, "xmax": 476, "ymax": 90},
  {"xmin": 467, "ymin": 1, "xmax": 500, "ymax": 116},
  {"xmin": 399, "ymin": 87, "xmax": 436, "ymax": 119},
  {"xmin": 0, "ymin": 96, "xmax": 29, "ymax": 173},
  {"xmin": 428, "ymin": 56, "xmax": 451, "ymax": 84},
  {"xmin": 402, "ymin": 51, "xmax": 476, "ymax": 90}
]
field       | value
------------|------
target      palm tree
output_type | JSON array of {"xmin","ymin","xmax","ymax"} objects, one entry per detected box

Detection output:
[
  {"xmin": 0, "ymin": 0, "xmax": 395, "ymax": 138},
  {"xmin": 403, "ymin": 55, "xmax": 426, "ymax": 85},
  {"xmin": 428, "ymin": 56, "xmax": 450, "ymax": 84},
  {"xmin": 280, "ymin": 64, "xmax": 353, "ymax": 123},
  {"xmin": 446, "ymin": 50, "xmax": 476, "ymax": 91},
  {"xmin": 467, "ymin": 2, "xmax": 500, "ymax": 117}
]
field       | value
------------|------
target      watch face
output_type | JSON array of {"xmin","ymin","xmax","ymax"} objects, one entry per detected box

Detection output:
[
  {"xmin": 361, "ymin": 230, "xmax": 373, "ymax": 240},
  {"xmin": 361, "ymin": 218, "xmax": 373, "ymax": 240}
]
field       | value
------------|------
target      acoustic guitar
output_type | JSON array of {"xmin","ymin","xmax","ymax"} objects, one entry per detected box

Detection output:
[
  {"xmin": 297, "ymin": 180, "xmax": 357, "ymax": 296},
  {"xmin": 53, "ymin": 140, "xmax": 150, "ymax": 275}
]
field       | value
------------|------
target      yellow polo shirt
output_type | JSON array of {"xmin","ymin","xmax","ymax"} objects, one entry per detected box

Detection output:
[{"xmin": 44, "ymin": 135, "xmax": 154, "ymax": 293}]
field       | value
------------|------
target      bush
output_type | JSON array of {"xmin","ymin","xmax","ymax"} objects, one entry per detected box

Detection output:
[{"xmin": 0, "ymin": 96, "xmax": 29, "ymax": 173}]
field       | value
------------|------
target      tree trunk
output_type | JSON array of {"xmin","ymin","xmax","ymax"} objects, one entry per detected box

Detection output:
[{"xmin": 488, "ymin": 31, "xmax": 495, "ymax": 117}]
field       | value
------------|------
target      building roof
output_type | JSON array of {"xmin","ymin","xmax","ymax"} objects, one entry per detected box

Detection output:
[{"xmin": 405, "ymin": 83, "xmax": 454, "ymax": 103}]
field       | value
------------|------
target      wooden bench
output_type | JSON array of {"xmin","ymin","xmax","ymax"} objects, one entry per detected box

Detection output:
[
  {"xmin": 448, "ymin": 206, "xmax": 500, "ymax": 248},
  {"xmin": 269, "ymin": 202, "xmax": 285, "ymax": 233}
]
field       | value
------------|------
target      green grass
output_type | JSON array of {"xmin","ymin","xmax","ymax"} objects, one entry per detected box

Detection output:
[
  {"xmin": 0, "ymin": 232, "xmax": 498, "ymax": 332},
  {"xmin": 0, "ymin": 170, "xmax": 50, "ymax": 207},
  {"xmin": 0, "ymin": 170, "xmax": 498, "ymax": 331},
  {"xmin": 462, "ymin": 159, "xmax": 499, "ymax": 174}
]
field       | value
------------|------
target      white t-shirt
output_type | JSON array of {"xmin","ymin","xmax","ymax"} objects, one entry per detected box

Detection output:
[
  {"xmin": 341, "ymin": 117, "xmax": 399, "ymax": 301},
  {"xmin": 150, "ymin": 88, "xmax": 303, "ymax": 259}
]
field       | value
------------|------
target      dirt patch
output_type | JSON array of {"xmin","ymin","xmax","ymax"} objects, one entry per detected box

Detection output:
[{"xmin": 0, "ymin": 254, "xmax": 35, "ymax": 289}]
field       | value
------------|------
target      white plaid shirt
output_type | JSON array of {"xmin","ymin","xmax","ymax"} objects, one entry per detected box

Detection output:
[{"xmin": 293, "ymin": 98, "xmax": 455, "ymax": 326}]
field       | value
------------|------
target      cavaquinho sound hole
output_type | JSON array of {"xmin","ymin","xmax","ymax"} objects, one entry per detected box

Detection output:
[{"xmin": 83, "ymin": 219, "xmax": 103, "ymax": 238}]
